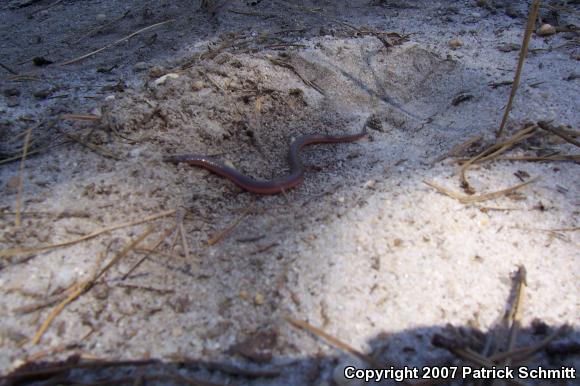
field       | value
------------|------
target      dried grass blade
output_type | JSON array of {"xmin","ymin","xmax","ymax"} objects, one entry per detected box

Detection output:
[
  {"xmin": 424, "ymin": 177, "xmax": 539, "ymax": 204},
  {"xmin": 432, "ymin": 135, "xmax": 483, "ymax": 164},
  {"xmin": 59, "ymin": 19, "xmax": 174, "ymax": 66},
  {"xmin": 538, "ymin": 120, "xmax": 580, "ymax": 147},
  {"xmin": 15, "ymin": 125, "xmax": 36, "ymax": 227},
  {"xmin": 286, "ymin": 317, "xmax": 384, "ymax": 369},
  {"xmin": 1, "ymin": 209, "xmax": 175, "ymax": 258},
  {"xmin": 460, "ymin": 125, "xmax": 537, "ymax": 192},
  {"xmin": 31, "ymin": 227, "xmax": 153, "ymax": 345},
  {"xmin": 207, "ymin": 205, "xmax": 253, "ymax": 246},
  {"xmin": 497, "ymin": 0, "xmax": 540, "ymax": 137}
]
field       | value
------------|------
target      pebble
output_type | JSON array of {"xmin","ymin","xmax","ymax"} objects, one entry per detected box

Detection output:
[
  {"xmin": 537, "ymin": 24, "xmax": 556, "ymax": 36},
  {"xmin": 133, "ymin": 62, "xmax": 148, "ymax": 72},
  {"xmin": 147, "ymin": 66, "xmax": 165, "ymax": 79},
  {"xmin": 191, "ymin": 80, "xmax": 205, "ymax": 91},
  {"xmin": 153, "ymin": 73, "xmax": 179, "ymax": 86},
  {"xmin": 448, "ymin": 38, "xmax": 463, "ymax": 49},
  {"xmin": 363, "ymin": 180, "xmax": 376, "ymax": 189},
  {"xmin": 254, "ymin": 293, "xmax": 265, "ymax": 305}
]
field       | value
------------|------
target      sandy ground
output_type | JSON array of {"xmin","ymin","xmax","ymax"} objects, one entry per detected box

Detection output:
[{"xmin": 0, "ymin": 1, "xmax": 579, "ymax": 385}]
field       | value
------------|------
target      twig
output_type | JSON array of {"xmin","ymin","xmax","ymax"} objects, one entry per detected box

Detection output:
[
  {"xmin": 265, "ymin": 43, "xmax": 308, "ymax": 49},
  {"xmin": 460, "ymin": 124, "xmax": 537, "ymax": 193},
  {"xmin": 489, "ymin": 327, "xmax": 564, "ymax": 362},
  {"xmin": 179, "ymin": 221, "xmax": 191, "ymax": 259},
  {"xmin": 207, "ymin": 205, "xmax": 253, "ymax": 246},
  {"xmin": 1, "ymin": 209, "xmax": 175, "ymax": 258},
  {"xmin": 59, "ymin": 130, "xmax": 122, "ymax": 160},
  {"xmin": 32, "ymin": 0, "xmax": 65, "ymax": 15},
  {"xmin": 267, "ymin": 57, "xmax": 324, "ymax": 94},
  {"xmin": 15, "ymin": 124, "xmax": 37, "ymax": 227},
  {"xmin": 93, "ymin": 227, "xmax": 154, "ymax": 282},
  {"xmin": 227, "ymin": 9, "xmax": 277, "ymax": 18},
  {"xmin": 170, "ymin": 356, "xmax": 281, "ymax": 378},
  {"xmin": 511, "ymin": 226, "xmax": 579, "ymax": 233},
  {"xmin": 7, "ymin": 74, "xmax": 40, "ymax": 82},
  {"xmin": 0, "ymin": 359, "xmax": 158, "ymax": 381},
  {"xmin": 537, "ymin": 120, "xmax": 580, "ymax": 147},
  {"xmin": 450, "ymin": 347, "xmax": 528, "ymax": 386},
  {"xmin": 134, "ymin": 247, "xmax": 184, "ymax": 261},
  {"xmin": 497, "ymin": 0, "xmax": 540, "ymax": 137},
  {"xmin": 286, "ymin": 317, "xmax": 387, "ymax": 371},
  {"xmin": 25, "ymin": 343, "xmax": 80, "ymax": 363},
  {"xmin": 122, "ymin": 226, "xmax": 176, "ymax": 279},
  {"xmin": 14, "ymin": 291, "xmax": 69, "ymax": 314},
  {"xmin": 70, "ymin": 10, "xmax": 131, "ymax": 45},
  {"xmin": 500, "ymin": 154, "xmax": 580, "ymax": 162},
  {"xmin": 59, "ymin": 114, "xmax": 101, "ymax": 122},
  {"xmin": 432, "ymin": 135, "xmax": 483, "ymax": 164},
  {"xmin": 0, "ymin": 142, "xmax": 66, "ymax": 165},
  {"xmin": 424, "ymin": 177, "xmax": 539, "ymax": 204},
  {"xmin": 115, "ymin": 283, "xmax": 174, "ymax": 295},
  {"xmin": 59, "ymin": 19, "xmax": 174, "ymax": 66},
  {"xmin": 31, "ymin": 281, "xmax": 91, "ymax": 345},
  {"xmin": 32, "ymin": 227, "xmax": 153, "ymax": 345},
  {"xmin": 0, "ymin": 61, "xmax": 18, "ymax": 75},
  {"xmin": 503, "ymin": 266, "xmax": 527, "ymax": 366}
]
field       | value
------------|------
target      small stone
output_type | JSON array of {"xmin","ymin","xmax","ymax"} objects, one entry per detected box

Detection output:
[
  {"xmin": 147, "ymin": 66, "xmax": 165, "ymax": 79},
  {"xmin": 152, "ymin": 73, "xmax": 179, "ymax": 86},
  {"xmin": 254, "ymin": 293, "xmax": 265, "ymax": 305},
  {"xmin": 133, "ymin": 62, "xmax": 148, "ymax": 72},
  {"xmin": 96, "ymin": 13, "xmax": 107, "ymax": 22},
  {"xmin": 537, "ymin": 24, "xmax": 556, "ymax": 36},
  {"xmin": 448, "ymin": 38, "xmax": 463, "ymax": 49},
  {"xmin": 191, "ymin": 80, "xmax": 205, "ymax": 91},
  {"xmin": 363, "ymin": 180, "xmax": 376, "ymax": 189}
]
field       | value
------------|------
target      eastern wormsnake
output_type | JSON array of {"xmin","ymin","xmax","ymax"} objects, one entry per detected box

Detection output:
[{"xmin": 163, "ymin": 130, "xmax": 367, "ymax": 194}]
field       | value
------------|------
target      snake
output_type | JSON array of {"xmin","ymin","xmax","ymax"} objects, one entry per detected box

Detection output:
[{"xmin": 163, "ymin": 130, "xmax": 367, "ymax": 194}]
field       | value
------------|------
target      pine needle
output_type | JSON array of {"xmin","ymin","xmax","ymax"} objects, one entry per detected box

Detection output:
[
  {"xmin": 497, "ymin": 0, "xmax": 540, "ymax": 137},
  {"xmin": 1, "ymin": 209, "xmax": 175, "ymax": 258},
  {"xmin": 424, "ymin": 177, "xmax": 540, "ymax": 204},
  {"xmin": 59, "ymin": 19, "xmax": 174, "ymax": 66},
  {"xmin": 14, "ymin": 124, "xmax": 36, "ymax": 228}
]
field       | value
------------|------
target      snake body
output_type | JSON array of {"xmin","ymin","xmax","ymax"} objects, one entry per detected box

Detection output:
[{"xmin": 163, "ymin": 131, "xmax": 367, "ymax": 194}]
